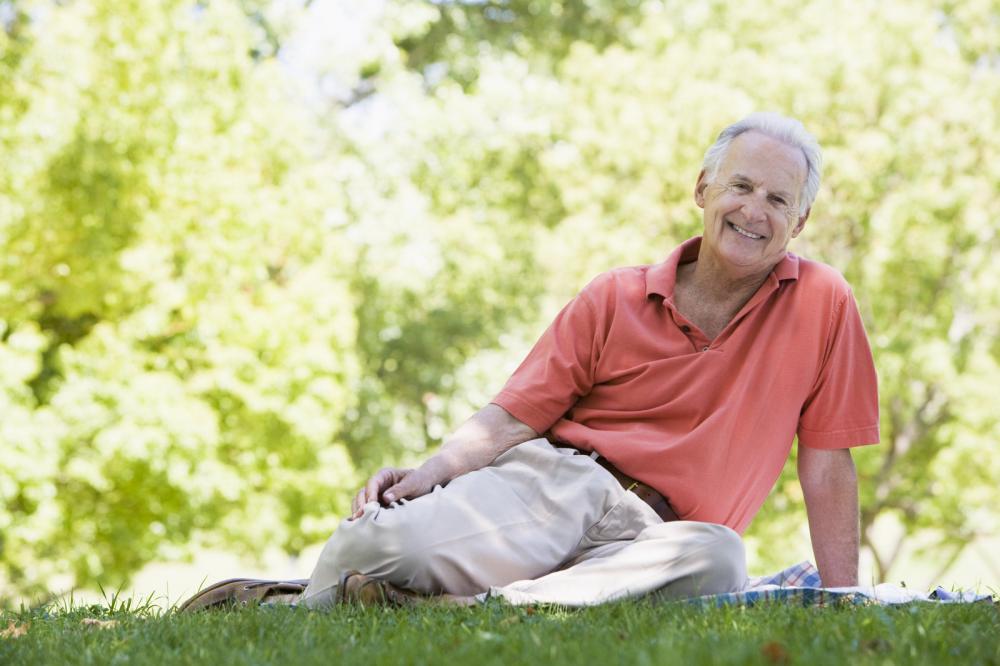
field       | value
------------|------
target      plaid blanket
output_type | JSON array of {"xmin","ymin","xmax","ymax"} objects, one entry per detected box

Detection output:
[{"xmin": 690, "ymin": 561, "xmax": 995, "ymax": 607}]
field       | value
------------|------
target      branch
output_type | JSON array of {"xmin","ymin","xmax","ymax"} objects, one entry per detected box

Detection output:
[
  {"xmin": 862, "ymin": 385, "xmax": 956, "ymax": 583},
  {"xmin": 861, "ymin": 524, "xmax": 887, "ymax": 583},
  {"xmin": 928, "ymin": 538, "xmax": 972, "ymax": 584},
  {"xmin": 972, "ymin": 541, "xmax": 1000, "ymax": 582},
  {"xmin": 882, "ymin": 529, "xmax": 907, "ymax": 580},
  {"xmin": 867, "ymin": 387, "xmax": 950, "ymax": 522}
]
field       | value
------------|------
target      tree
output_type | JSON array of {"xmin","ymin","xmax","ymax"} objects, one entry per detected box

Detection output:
[
  {"xmin": 0, "ymin": 0, "xmax": 363, "ymax": 596},
  {"xmin": 0, "ymin": 0, "xmax": 560, "ymax": 598},
  {"xmin": 2, "ymin": 0, "xmax": 997, "ymax": 598}
]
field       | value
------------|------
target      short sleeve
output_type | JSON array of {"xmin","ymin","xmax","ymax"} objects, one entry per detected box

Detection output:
[
  {"xmin": 797, "ymin": 290, "xmax": 880, "ymax": 449},
  {"xmin": 491, "ymin": 277, "xmax": 611, "ymax": 434}
]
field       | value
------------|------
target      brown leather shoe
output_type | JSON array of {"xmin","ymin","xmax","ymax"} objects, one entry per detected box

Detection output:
[
  {"xmin": 178, "ymin": 578, "xmax": 309, "ymax": 612},
  {"xmin": 336, "ymin": 571, "xmax": 422, "ymax": 607}
]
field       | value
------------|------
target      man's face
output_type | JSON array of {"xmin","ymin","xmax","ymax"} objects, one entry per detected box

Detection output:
[{"xmin": 694, "ymin": 131, "xmax": 809, "ymax": 276}]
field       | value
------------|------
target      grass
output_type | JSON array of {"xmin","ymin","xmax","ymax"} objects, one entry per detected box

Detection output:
[{"xmin": 1, "ymin": 597, "xmax": 998, "ymax": 665}]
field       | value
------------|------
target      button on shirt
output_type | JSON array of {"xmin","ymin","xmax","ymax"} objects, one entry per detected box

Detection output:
[{"xmin": 492, "ymin": 237, "xmax": 880, "ymax": 534}]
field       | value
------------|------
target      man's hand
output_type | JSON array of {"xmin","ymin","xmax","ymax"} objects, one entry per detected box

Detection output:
[
  {"xmin": 347, "ymin": 403, "xmax": 538, "ymax": 521},
  {"xmin": 798, "ymin": 446, "xmax": 860, "ymax": 587},
  {"xmin": 349, "ymin": 467, "xmax": 437, "ymax": 520}
]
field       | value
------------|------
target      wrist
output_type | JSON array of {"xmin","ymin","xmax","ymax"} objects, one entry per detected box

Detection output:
[{"xmin": 418, "ymin": 451, "xmax": 461, "ymax": 488}]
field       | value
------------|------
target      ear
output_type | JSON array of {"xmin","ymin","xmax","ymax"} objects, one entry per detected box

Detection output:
[
  {"xmin": 694, "ymin": 170, "xmax": 709, "ymax": 209},
  {"xmin": 790, "ymin": 207, "xmax": 810, "ymax": 238}
]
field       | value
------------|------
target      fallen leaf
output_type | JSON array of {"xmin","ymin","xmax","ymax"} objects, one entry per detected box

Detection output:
[
  {"xmin": 760, "ymin": 640, "xmax": 790, "ymax": 664},
  {"xmin": 1, "ymin": 621, "xmax": 29, "ymax": 639},
  {"xmin": 861, "ymin": 638, "xmax": 891, "ymax": 653},
  {"xmin": 81, "ymin": 618, "xmax": 118, "ymax": 629}
]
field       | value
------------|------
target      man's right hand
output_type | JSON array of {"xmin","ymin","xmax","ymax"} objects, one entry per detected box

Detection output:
[
  {"xmin": 349, "ymin": 467, "xmax": 436, "ymax": 520},
  {"xmin": 347, "ymin": 404, "xmax": 537, "ymax": 521}
]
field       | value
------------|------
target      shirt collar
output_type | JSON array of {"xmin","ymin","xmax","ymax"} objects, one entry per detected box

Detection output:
[{"xmin": 645, "ymin": 236, "xmax": 800, "ymax": 299}]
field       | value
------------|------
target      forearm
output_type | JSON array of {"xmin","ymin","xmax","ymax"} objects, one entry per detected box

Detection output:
[
  {"xmin": 798, "ymin": 447, "xmax": 860, "ymax": 587},
  {"xmin": 415, "ymin": 403, "xmax": 538, "ymax": 487}
]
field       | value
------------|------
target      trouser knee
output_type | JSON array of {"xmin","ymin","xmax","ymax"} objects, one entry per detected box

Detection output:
[
  {"xmin": 692, "ymin": 523, "xmax": 747, "ymax": 594},
  {"xmin": 315, "ymin": 507, "xmax": 449, "ymax": 591}
]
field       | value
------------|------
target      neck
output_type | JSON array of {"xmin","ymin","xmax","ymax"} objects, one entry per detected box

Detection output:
[{"xmin": 684, "ymin": 250, "xmax": 775, "ymax": 304}]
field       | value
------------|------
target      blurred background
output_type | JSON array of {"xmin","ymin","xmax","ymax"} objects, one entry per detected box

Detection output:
[{"xmin": 1, "ymin": 0, "xmax": 998, "ymax": 607}]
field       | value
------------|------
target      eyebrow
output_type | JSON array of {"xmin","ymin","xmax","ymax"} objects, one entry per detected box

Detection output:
[{"xmin": 729, "ymin": 174, "xmax": 795, "ymax": 201}]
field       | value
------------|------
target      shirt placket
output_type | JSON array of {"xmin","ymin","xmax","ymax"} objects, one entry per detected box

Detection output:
[
  {"xmin": 664, "ymin": 299, "xmax": 712, "ymax": 353},
  {"xmin": 663, "ymin": 274, "xmax": 783, "ymax": 353}
]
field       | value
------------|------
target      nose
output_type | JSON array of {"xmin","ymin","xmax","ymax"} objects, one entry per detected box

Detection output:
[{"xmin": 740, "ymin": 192, "xmax": 769, "ymax": 224}]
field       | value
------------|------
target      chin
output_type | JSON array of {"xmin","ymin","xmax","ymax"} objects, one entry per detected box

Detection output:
[{"xmin": 718, "ymin": 246, "xmax": 778, "ymax": 271}]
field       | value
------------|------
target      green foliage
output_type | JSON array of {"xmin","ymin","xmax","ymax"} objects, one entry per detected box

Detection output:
[
  {"xmin": 1, "ymin": 0, "xmax": 998, "ymax": 599},
  {"xmin": 333, "ymin": 59, "xmax": 559, "ymax": 467},
  {"xmin": 0, "ymin": 0, "xmax": 553, "ymax": 597},
  {"xmin": 0, "ymin": 0, "xmax": 366, "ymax": 595},
  {"xmin": 392, "ymin": 0, "xmax": 647, "ymax": 85}
]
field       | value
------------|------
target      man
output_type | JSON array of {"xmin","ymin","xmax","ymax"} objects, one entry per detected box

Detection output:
[
  {"xmin": 183, "ymin": 112, "xmax": 880, "ymax": 611},
  {"xmin": 299, "ymin": 112, "xmax": 880, "ymax": 607}
]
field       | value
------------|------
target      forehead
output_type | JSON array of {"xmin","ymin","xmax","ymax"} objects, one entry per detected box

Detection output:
[{"xmin": 717, "ymin": 131, "xmax": 807, "ymax": 195}]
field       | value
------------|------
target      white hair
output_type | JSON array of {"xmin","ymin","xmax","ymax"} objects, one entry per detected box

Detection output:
[{"xmin": 702, "ymin": 112, "xmax": 823, "ymax": 215}]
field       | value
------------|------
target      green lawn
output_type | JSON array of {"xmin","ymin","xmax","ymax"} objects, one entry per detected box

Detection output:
[{"xmin": 2, "ymin": 599, "xmax": 998, "ymax": 665}]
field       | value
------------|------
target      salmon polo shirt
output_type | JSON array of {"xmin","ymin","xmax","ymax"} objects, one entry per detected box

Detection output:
[{"xmin": 492, "ymin": 236, "xmax": 880, "ymax": 534}]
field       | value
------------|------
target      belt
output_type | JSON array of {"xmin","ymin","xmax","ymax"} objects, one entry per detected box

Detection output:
[{"xmin": 559, "ymin": 442, "xmax": 679, "ymax": 523}]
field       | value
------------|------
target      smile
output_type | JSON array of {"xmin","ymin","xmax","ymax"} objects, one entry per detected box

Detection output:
[{"xmin": 727, "ymin": 221, "xmax": 765, "ymax": 240}]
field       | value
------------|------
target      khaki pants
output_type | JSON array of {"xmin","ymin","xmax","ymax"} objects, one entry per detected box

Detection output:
[{"xmin": 302, "ymin": 438, "xmax": 746, "ymax": 607}]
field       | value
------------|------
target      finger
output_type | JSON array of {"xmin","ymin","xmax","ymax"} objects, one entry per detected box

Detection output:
[
  {"xmin": 364, "ymin": 469, "xmax": 392, "ymax": 504},
  {"xmin": 383, "ymin": 476, "xmax": 415, "ymax": 504},
  {"xmin": 351, "ymin": 488, "xmax": 366, "ymax": 518}
]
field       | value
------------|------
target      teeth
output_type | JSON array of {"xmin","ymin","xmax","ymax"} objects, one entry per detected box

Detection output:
[{"xmin": 730, "ymin": 222, "xmax": 763, "ymax": 240}]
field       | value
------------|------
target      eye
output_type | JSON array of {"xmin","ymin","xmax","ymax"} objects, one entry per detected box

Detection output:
[
  {"xmin": 730, "ymin": 182, "xmax": 752, "ymax": 192},
  {"xmin": 769, "ymin": 195, "xmax": 789, "ymax": 207}
]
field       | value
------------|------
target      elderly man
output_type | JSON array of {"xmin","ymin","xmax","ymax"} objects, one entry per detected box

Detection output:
[
  {"xmin": 298, "ymin": 112, "xmax": 880, "ymax": 608},
  {"xmin": 182, "ymin": 112, "xmax": 879, "ymax": 611}
]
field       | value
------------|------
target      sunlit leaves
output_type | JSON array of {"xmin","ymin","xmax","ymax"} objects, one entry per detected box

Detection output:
[
  {"xmin": 1, "ymin": 0, "xmax": 997, "ymax": 597},
  {"xmin": 0, "ymin": 0, "xmax": 361, "ymax": 595}
]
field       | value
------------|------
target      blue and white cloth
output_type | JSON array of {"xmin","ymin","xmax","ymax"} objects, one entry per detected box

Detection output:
[{"xmin": 690, "ymin": 561, "xmax": 994, "ymax": 607}]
